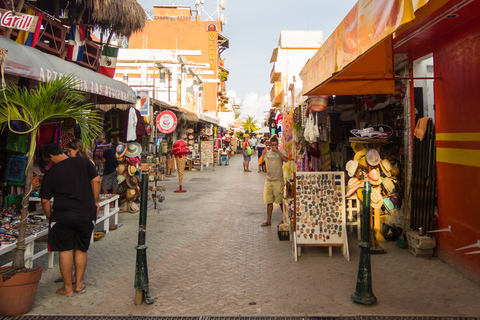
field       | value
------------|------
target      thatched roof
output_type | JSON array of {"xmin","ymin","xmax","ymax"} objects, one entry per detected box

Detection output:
[{"xmin": 82, "ymin": 0, "xmax": 146, "ymax": 37}]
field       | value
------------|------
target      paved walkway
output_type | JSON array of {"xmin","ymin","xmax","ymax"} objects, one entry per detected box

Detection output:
[{"xmin": 29, "ymin": 154, "xmax": 480, "ymax": 317}]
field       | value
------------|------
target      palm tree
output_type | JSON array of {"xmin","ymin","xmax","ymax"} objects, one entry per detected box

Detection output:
[
  {"xmin": 241, "ymin": 115, "xmax": 259, "ymax": 134},
  {"xmin": 0, "ymin": 74, "xmax": 102, "ymax": 271}
]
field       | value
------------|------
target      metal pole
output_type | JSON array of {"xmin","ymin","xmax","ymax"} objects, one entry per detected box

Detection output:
[
  {"xmin": 134, "ymin": 173, "xmax": 155, "ymax": 305},
  {"xmin": 351, "ymin": 179, "xmax": 377, "ymax": 305}
]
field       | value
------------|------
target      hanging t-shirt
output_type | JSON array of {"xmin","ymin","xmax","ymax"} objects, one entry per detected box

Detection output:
[{"xmin": 126, "ymin": 107, "xmax": 138, "ymax": 141}]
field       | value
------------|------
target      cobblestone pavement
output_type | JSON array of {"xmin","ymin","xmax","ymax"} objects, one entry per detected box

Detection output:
[{"xmin": 28, "ymin": 155, "xmax": 480, "ymax": 316}]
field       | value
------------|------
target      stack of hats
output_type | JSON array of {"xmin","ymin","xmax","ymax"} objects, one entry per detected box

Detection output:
[
  {"xmin": 345, "ymin": 144, "xmax": 402, "ymax": 214},
  {"xmin": 116, "ymin": 142, "xmax": 142, "ymax": 213}
]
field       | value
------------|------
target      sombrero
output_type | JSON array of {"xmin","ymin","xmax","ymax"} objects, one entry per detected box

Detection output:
[
  {"xmin": 126, "ymin": 142, "xmax": 142, "ymax": 157},
  {"xmin": 127, "ymin": 164, "xmax": 137, "ymax": 176},
  {"xmin": 116, "ymin": 144, "xmax": 127, "ymax": 158}
]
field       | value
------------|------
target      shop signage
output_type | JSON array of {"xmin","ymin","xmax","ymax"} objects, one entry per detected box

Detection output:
[
  {"xmin": 0, "ymin": 9, "xmax": 39, "ymax": 32},
  {"xmin": 136, "ymin": 90, "xmax": 150, "ymax": 117},
  {"xmin": 156, "ymin": 111, "xmax": 177, "ymax": 134},
  {"xmin": 207, "ymin": 25, "xmax": 216, "ymax": 70}
]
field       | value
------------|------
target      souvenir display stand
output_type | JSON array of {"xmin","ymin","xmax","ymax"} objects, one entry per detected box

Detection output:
[
  {"xmin": 0, "ymin": 195, "xmax": 119, "ymax": 268},
  {"xmin": 293, "ymin": 172, "xmax": 350, "ymax": 261},
  {"xmin": 200, "ymin": 140, "xmax": 215, "ymax": 171}
]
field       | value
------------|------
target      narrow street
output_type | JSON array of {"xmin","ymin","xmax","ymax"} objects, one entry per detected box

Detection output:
[{"xmin": 28, "ymin": 154, "xmax": 480, "ymax": 317}]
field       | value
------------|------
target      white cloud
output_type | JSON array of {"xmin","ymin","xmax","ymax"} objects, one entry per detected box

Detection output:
[{"xmin": 237, "ymin": 92, "xmax": 271, "ymax": 124}]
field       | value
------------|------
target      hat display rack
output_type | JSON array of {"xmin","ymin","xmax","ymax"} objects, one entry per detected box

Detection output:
[{"xmin": 345, "ymin": 138, "xmax": 403, "ymax": 249}]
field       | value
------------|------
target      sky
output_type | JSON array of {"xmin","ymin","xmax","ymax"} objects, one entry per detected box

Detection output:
[{"xmin": 137, "ymin": 0, "xmax": 358, "ymax": 123}]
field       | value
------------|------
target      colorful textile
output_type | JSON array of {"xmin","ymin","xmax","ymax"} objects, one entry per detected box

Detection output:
[
  {"xmin": 15, "ymin": 9, "xmax": 43, "ymax": 47},
  {"xmin": 320, "ymin": 142, "xmax": 331, "ymax": 171}
]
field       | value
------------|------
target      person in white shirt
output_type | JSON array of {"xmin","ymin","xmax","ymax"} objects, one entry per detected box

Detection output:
[{"xmin": 219, "ymin": 147, "xmax": 229, "ymax": 165}]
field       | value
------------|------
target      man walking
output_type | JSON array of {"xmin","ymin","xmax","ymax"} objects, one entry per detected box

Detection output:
[
  {"xmin": 40, "ymin": 143, "xmax": 101, "ymax": 296},
  {"xmin": 260, "ymin": 135, "xmax": 287, "ymax": 227}
]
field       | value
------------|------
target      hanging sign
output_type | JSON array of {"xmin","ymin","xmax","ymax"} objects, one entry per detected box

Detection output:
[
  {"xmin": 0, "ymin": 9, "xmax": 39, "ymax": 32},
  {"xmin": 156, "ymin": 111, "xmax": 177, "ymax": 134}
]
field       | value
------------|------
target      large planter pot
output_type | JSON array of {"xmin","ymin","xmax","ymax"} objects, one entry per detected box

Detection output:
[{"xmin": 0, "ymin": 266, "xmax": 43, "ymax": 316}]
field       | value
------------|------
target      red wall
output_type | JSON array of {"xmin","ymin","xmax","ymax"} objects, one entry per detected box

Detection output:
[{"xmin": 432, "ymin": 15, "xmax": 480, "ymax": 284}]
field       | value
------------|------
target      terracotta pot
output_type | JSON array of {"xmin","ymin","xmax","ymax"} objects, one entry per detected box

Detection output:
[{"xmin": 0, "ymin": 266, "xmax": 43, "ymax": 316}]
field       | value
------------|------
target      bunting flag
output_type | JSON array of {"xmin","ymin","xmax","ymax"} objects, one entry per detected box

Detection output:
[
  {"xmin": 98, "ymin": 45, "xmax": 118, "ymax": 78},
  {"xmin": 15, "ymin": 9, "xmax": 43, "ymax": 47},
  {"xmin": 67, "ymin": 25, "xmax": 86, "ymax": 62}
]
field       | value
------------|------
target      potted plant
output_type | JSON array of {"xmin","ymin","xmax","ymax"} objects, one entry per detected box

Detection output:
[{"xmin": 0, "ymin": 74, "xmax": 102, "ymax": 316}]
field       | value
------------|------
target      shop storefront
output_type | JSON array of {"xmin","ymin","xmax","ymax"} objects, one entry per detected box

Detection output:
[{"xmin": 297, "ymin": 0, "xmax": 480, "ymax": 283}]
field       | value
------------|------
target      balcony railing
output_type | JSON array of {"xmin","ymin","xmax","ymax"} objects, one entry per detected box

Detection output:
[
  {"xmin": 270, "ymin": 64, "xmax": 281, "ymax": 83},
  {"xmin": 270, "ymin": 82, "xmax": 283, "ymax": 106},
  {"xmin": 0, "ymin": 6, "xmax": 101, "ymax": 71}
]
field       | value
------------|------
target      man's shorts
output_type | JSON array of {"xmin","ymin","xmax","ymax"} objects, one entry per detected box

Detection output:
[
  {"xmin": 243, "ymin": 151, "xmax": 251, "ymax": 161},
  {"xmin": 49, "ymin": 214, "xmax": 95, "ymax": 252},
  {"xmin": 102, "ymin": 171, "xmax": 118, "ymax": 190},
  {"xmin": 264, "ymin": 180, "xmax": 284, "ymax": 204}
]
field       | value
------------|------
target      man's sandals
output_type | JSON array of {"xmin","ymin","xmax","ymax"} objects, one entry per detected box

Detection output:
[{"xmin": 261, "ymin": 222, "xmax": 271, "ymax": 227}]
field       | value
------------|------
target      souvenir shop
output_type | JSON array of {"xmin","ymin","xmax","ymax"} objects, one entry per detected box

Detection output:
[{"xmin": 277, "ymin": 91, "xmax": 408, "ymax": 259}]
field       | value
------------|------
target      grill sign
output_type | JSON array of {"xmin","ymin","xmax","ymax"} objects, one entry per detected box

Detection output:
[
  {"xmin": 156, "ymin": 111, "xmax": 177, "ymax": 134},
  {"xmin": 0, "ymin": 9, "xmax": 39, "ymax": 32}
]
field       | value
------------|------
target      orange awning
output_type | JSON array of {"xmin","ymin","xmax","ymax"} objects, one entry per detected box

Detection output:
[{"xmin": 301, "ymin": 0, "xmax": 430, "ymax": 96}]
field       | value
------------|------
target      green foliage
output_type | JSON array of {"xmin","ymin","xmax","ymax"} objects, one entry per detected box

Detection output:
[
  {"xmin": 241, "ymin": 115, "xmax": 259, "ymax": 133},
  {"xmin": 218, "ymin": 70, "xmax": 229, "ymax": 82}
]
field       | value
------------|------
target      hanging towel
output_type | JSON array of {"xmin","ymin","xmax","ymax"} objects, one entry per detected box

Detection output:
[{"xmin": 414, "ymin": 117, "xmax": 432, "ymax": 141}]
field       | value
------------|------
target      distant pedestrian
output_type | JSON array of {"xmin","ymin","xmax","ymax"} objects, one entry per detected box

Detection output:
[
  {"xmin": 66, "ymin": 139, "xmax": 94, "ymax": 164},
  {"xmin": 250, "ymin": 135, "xmax": 258, "ymax": 151},
  {"xmin": 219, "ymin": 147, "xmax": 229, "ymax": 165},
  {"xmin": 260, "ymin": 135, "xmax": 287, "ymax": 227},
  {"xmin": 242, "ymin": 136, "xmax": 252, "ymax": 172},
  {"xmin": 40, "ymin": 143, "xmax": 100, "ymax": 296},
  {"xmin": 256, "ymin": 139, "xmax": 266, "ymax": 173},
  {"xmin": 101, "ymin": 141, "xmax": 119, "ymax": 195}
]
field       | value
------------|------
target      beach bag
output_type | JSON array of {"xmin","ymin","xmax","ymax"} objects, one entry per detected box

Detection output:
[{"xmin": 246, "ymin": 144, "xmax": 253, "ymax": 156}]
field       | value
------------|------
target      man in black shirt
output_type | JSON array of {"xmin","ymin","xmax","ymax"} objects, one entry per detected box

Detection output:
[
  {"xmin": 101, "ymin": 141, "xmax": 119, "ymax": 194},
  {"xmin": 40, "ymin": 143, "xmax": 100, "ymax": 296}
]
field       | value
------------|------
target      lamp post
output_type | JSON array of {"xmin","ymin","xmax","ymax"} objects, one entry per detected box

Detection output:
[
  {"xmin": 351, "ymin": 178, "xmax": 377, "ymax": 305},
  {"xmin": 134, "ymin": 173, "xmax": 155, "ymax": 305}
]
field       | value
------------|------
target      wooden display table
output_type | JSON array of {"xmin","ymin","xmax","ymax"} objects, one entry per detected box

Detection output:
[{"xmin": 1, "ymin": 195, "xmax": 119, "ymax": 268}]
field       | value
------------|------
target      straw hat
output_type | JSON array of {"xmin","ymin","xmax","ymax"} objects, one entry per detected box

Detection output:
[
  {"xmin": 346, "ymin": 177, "xmax": 364, "ymax": 197},
  {"xmin": 126, "ymin": 188, "xmax": 138, "ymax": 201},
  {"xmin": 350, "ymin": 142, "xmax": 365, "ymax": 153},
  {"xmin": 354, "ymin": 149, "xmax": 368, "ymax": 168},
  {"xmin": 125, "ymin": 156, "xmax": 141, "ymax": 166},
  {"xmin": 126, "ymin": 142, "xmax": 142, "ymax": 157},
  {"xmin": 368, "ymin": 169, "xmax": 382, "ymax": 185},
  {"xmin": 126, "ymin": 175, "xmax": 140, "ymax": 189},
  {"xmin": 381, "ymin": 177, "xmax": 396, "ymax": 194},
  {"xmin": 117, "ymin": 174, "xmax": 126, "ymax": 185},
  {"xmin": 127, "ymin": 164, "xmax": 137, "ymax": 176},
  {"xmin": 116, "ymin": 144, "xmax": 127, "ymax": 158},
  {"xmin": 379, "ymin": 158, "xmax": 392, "ymax": 177},
  {"xmin": 366, "ymin": 149, "xmax": 381, "ymax": 166},
  {"xmin": 371, "ymin": 188, "xmax": 383, "ymax": 209},
  {"xmin": 357, "ymin": 188, "xmax": 364, "ymax": 202},
  {"xmin": 116, "ymin": 164, "xmax": 126, "ymax": 175},
  {"xmin": 346, "ymin": 160, "xmax": 358, "ymax": 178}
]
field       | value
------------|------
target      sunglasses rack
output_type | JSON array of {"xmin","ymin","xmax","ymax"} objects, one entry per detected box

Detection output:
[{"xmin": 147, "ymin": 163, "xmax": 166, "ymax": 211}]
